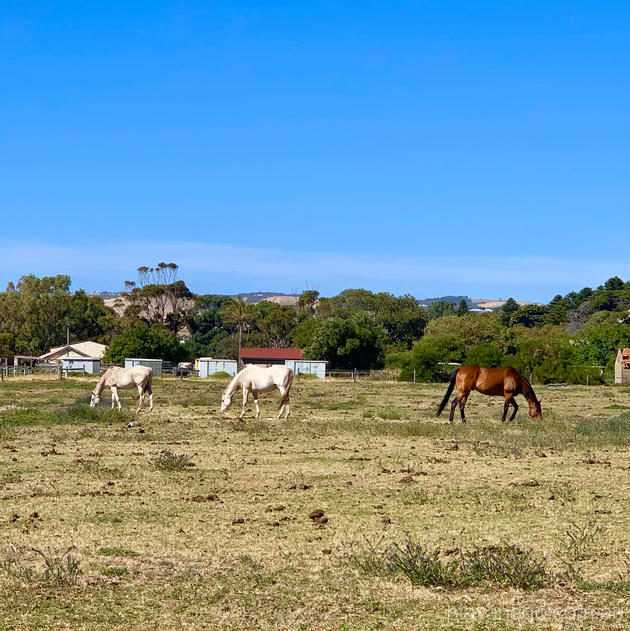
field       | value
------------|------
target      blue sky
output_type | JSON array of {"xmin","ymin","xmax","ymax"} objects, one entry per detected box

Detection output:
[{"xmin": 2, "ymin": 2, "xmax": 630, "ymax": 301}]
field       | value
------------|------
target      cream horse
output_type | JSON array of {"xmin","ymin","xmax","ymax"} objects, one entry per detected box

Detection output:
[
  {"xmin": 221, "ymin": 365, "xmax": 293, "ymax": 420},
  {"xmin": 90, "ymin": 366, "xmax": 153, "ymax": 412}
]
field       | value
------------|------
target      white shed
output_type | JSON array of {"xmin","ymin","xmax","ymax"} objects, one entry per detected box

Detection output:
[
  {"xmin": 61, "ymin": 357, "xmax": 101, "ymax": 375},
  {"xmin": 285, "ymin": 359, "xmax": 327, "ymax": 379},
  {"xmin": 198, "ymin": 358, "xmax": 238, "ymax": 377},
  {"xmin": 125, "ymin": 358, "xmax": 163, "ymax": 377}
]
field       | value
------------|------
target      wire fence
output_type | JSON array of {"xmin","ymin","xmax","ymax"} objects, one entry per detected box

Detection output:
[{"xmin": 325, "ymin": 369, "xmax": 400, "ymax": 382}]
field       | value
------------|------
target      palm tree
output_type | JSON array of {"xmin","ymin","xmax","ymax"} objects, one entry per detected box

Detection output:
[{"xmin": 221, "ymin": 298, "xmax": 254, "ymax": 369}]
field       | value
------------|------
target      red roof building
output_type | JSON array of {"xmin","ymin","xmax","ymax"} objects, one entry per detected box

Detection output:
[
  {"xmin": 240, "ymin": 347, "xmax": 304, "ymax": 365},
  {"xmin": 615, "ymin": 348, "xmax": 630, "ymax": 384}
]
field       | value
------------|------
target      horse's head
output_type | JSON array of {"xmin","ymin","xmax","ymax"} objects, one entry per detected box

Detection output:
[
  {"xmin": 89, "ymin": 391, "xmax": 100, "ymax": 408},
  {"xmin": 528, "ymin": 397, "xmax": 543, "ymax": 421},
  {"xmin": 220, "ymin": 391, "xmax": 232, "ymax": 413}
]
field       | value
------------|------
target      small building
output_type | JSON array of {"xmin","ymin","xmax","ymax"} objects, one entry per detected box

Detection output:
[
  {"xmin": 13, "ymin": 355, "xmax": 39, "ymax": 367},
  {"xmin": 39, "ymin": 341, "xmax": 108, "ymax": 362},
  {"xmin": 240, "ymin": 348, "xmax": 327, "ymax": 379},
  {"xmin": 286, "ymin": 359, "xmax": 327, "ymax": 379},
  {"xmin": 125, "ymin": 358, "xmax": 163, "ymax": 377},
  {"xmin": 615, "ymin": 348, "xmax": 630, "ymax": 384},
  {"xmin": 198, "ymin": 358, "xmax": 238, "ymax": 377},
  {"xmin": 240, "ymin": 347, "xmax": 304, "ymax": 366},
  {"xmin": 61, "ymin": 357, "xmax": 101, "ymax": 374}
]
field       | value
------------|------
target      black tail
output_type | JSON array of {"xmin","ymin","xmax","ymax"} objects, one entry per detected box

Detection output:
[{"xmin": 436, "ymin": 370, "xmax": 459, "ymax": 417}]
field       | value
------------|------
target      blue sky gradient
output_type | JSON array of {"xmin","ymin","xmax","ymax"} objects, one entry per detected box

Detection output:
[{"xmin": 2, "ymin": 2, "xmax": 629, "ymax": 300}]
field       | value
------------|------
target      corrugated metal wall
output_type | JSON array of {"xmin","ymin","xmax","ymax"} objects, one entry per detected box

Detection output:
[{"xmin": 125, "ymin": 358, "xmax": 163, "ymax": 377}]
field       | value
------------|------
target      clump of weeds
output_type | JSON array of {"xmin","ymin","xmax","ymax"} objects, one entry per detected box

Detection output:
[{"xmin": 151, "ymin": 451, "xmax": 194, "ymax": 471}]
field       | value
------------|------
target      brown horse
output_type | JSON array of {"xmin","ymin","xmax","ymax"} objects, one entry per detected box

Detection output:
[{"xmin": 436, "ymin": 365, "xmax": 542, "ymax": 423}]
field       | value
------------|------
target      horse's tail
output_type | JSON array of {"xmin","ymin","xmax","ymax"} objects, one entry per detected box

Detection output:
[
  {"xmin": 279, "ymin": 368, "xmax": 293, "ymax": 409},
  {"xmin": 144, "ymin": 369, "xmax": 153, "ymax": 395},
  {"xmin": 436, "ymin": 370, "xmax": 459, "ymax": 417}
]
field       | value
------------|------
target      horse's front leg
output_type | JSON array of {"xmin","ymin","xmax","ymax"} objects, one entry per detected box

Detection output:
[
  {"xmin": 239, "ymin": 388, "xmax": 248, "ymax": 420},
  {"xmin": 508, "ymin": 398, "xmax": 518, "ymax": 422},
  {"xmin": 111, "ymin": 386, "xmax": 121, "ymax": 411},
  {"xmin": 502, "ymin": 395, "xmax": 517, "ymax": 422}
]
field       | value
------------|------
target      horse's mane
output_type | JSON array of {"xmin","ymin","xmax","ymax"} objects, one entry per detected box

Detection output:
[
  {"xmin": 225, "ymin": 371, "xmax": 242, "ymax": 395},
  {"xmin": 521, "ymin": 374, "xmax": 538, "ymax": 400}
]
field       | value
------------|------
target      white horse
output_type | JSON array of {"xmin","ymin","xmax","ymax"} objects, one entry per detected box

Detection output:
[
  {"xmin": 221, "ymin": 365, "xmax": 293, "ymax": 420},
  {"xmin": 90, "ymin": 366, "xmax": 154, "ymax": 412}
]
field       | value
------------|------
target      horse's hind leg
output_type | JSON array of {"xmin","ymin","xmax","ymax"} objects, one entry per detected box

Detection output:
[
  {"xmin": 277, "ymin": 386, "xmax": 290, "ymax": 419},
  {"xmin": 252, "ymin": 391, "xmax": 260, "ymax": 419},
  {"xmin": 136, "ymin": 385, "xmax": 144, "ymax": 412},
  {"xmin": 458, "ymin": 394, "xmax": 468, "ymax": 423},
  {"xmin": 144, "ymin": 380, "xmax": 153, "ymax": 411},
  {"xmin": 279, "ymin": 389, "xmax": 290, "ymax": 419},
  {"xmin": 449, "ymin": 396, "xmax": 458, "ymax": 423}
]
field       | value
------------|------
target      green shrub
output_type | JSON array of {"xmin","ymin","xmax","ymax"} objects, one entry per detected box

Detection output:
[
  {"xmin": 101, "ymin": 567, "xmax": 129, "ymax": 577},
  {"xmin": 151, "ymin": 451, "xmax": 194, "ymax": 471},
  {"xmin": 465, "ymin": 343, "xmax": 504, "ymax": 368},
  {"xmin": 2, "ymin": 547, "xmax": 82, "ymax": 587},
  {"xmin": 351, "ymin": 536, "xmax": 551, "ymax": 590},
  {"xmin": 377, "ymin": 409, "xmax": 402, "ymax": 420},
  {"xmin": 97, "ymin": 547, "xmax": 139, "ymax": 558}
]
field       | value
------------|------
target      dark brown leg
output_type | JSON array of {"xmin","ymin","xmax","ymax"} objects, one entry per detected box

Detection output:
[
  {"xmin": 502, "ymin": 395, "xmax": 518, "ymax": 422},
  {"xmin": 449, "ymin": 397, "xmax": 458, "ymax": 423},
  {"xmin": 508, "ymin": 398, "xmax": 518, "ymax": 422},
  {"xmin": 458, "ymin": 394, "xmax": 468, "ymax": 423}
]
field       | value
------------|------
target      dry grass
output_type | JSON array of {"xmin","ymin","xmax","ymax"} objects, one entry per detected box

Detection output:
[{"xmin": 0, "ymin": 375, "xmax": 630, "ymax": 629}]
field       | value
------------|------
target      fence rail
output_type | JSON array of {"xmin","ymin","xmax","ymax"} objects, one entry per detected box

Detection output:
[
  {"xmin": 0, "ymin": 363, "xmax": 61, "ymax": 378},
  {"xmin": 325, "ymin": 369, "xmax": 400, "ymax": 382}
]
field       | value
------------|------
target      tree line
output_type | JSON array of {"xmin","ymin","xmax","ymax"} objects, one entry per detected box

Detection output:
[{"xmin": 0, "ymin": 266, "xmax": 628, "ymax": 383}]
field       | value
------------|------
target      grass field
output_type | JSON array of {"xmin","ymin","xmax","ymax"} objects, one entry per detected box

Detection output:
[{"xmin": 1, "ymin": 374, "xmax": 630, "ymax": 630}]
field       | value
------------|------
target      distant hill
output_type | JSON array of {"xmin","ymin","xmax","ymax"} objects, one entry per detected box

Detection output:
[
  {"xmin": 91, "ymin": 290, "xmax": 529, "ymax": 311},
  {"xmin": 420, "ymin": 295, "xmax": 471, "ymax": 306},
  {"xmin": 236, "ymin": 292, "xmax": 299, "ymax": 305},
  {"xmin": 92, "ymin": 290, "xmax": 300, "ymax": 314},
  {"xmin": 90, "ymin": 291, "xmax": 123, "ymax": 300},
  {"xmin": 419, "ymin": 296, "xmax": 531, "ymax": 310}
]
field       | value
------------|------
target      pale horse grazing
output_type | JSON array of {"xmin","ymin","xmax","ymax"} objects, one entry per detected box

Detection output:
[
  {"xmin": 221, "ymin": 365, "xmax": 293, "ymax": 420},
  {"xmin": 90, "ymin": 366, "xmax": 154, "ymax": 412}
]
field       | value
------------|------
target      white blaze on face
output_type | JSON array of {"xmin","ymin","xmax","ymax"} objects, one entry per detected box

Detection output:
[
  {"xmin": 221, "ymin": 394, "xmax": 231, "ymax": 412},
  {"xmin": 90, "ymin": 393, "xmax": 99, "ymax": 408}
]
